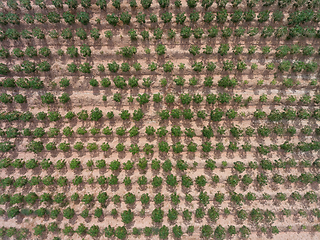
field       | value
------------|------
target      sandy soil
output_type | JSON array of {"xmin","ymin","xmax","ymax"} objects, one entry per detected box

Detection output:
[{"xmin": 0, "ymin": 0, "xmax": 320, "ymax": 239}]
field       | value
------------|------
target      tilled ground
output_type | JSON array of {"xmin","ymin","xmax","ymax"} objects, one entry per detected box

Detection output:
[{"xmin": 0, "ymin": 0, "xmax": 320, "ymax": 239}]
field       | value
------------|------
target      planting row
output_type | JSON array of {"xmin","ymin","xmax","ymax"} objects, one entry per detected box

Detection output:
[
  {"xmin": 1, "ymin": 90, "xmax": 320, "ymax": 106},
  {"xmin": 1, "ymin": 76, "xmax": 319, "ymax": 92},
  {"xmin": 1, "ymin": 74, "xmax": 319, "ymax": 89},
  {"xmin": 2, "ymin": 43, "xmax": 320, "ymax": 58},
  {"xmin": 0, "ymin": 107, "xmax": 320, "ymax": 123},
  {"xmin": 1, "ymin": 138, "xmax": 320, "ymax": 154},
  {"xmin": 1, "ymin": 157, "xmax": 320, "ymax": 172},
  {"xmin": 2, "ymin": 196, "xmax": 320, "ymax": 220},
  {"xmin": 2, "ymin": 186, "xmax": 320, "ymax": 204},
  {"xmin": 1, "ymin": 123, "xmax": 320, "ymax": 139},
  {"xmin": 5, "ymin": 0, "xmax": 320, "ymax": 10},
  {"xmin": 1, "ymin": 90, "xmax": 320, "ymax": 107},
  {"xmin": 0, "ymin": 223, "xmax": 262, "ymax": 239},
  {"xmin": 1, "ymin": 9, "xmax": 320, "ymax": 26},
  {"xmin": 1, "ymin": 171, "xmax": 320, "ymax": 189},
  {"xmin": 2, "ymin": 222, "xmax": 320, "ymax": 239},
  {"xmin": 6, "ymin": 221, "xmax": 320, "ymax": 240},
  {"xmin": 1, "ymin": 59, "xmax": 319, "ymax": 76},
  {"xmin": 1, "ymin": 25, "xmax": 320, "ymax": 42}
]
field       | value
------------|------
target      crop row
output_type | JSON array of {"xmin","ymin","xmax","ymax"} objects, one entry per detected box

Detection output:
[
  {"xmin": 5, "ymin": 0, "xmax": 320, "ymax": 10},
  {"xmin": 2, "ymin": 180, "xmax": 320, "ymax": 200},
  {"xmin": 1, "ymin": 107, "xmax": 320, "ymax": 123},
  {"xmin": 1, "ymin": 60, "xmax": 319, "ymax": 76},
  {"xmin": 0, "ymin": 223, "xmax": 270, "ymax": 240},
  {"xmin": 1, "ymin": 171, "xmax": 320, "ymax": 189},
  {"xmin": 1, "ymin": 74, "xmax": 320, "ymax": 90},
  {"xmin": 1, "ymin": 24, "xmax": 320, "ymax": 42},
  {"xmin": 0, "ymin": 191, "xmax": 319, "ymax": 238},
  {"xmin": 2, "ymin": 194, "xmax": 320, "ymax": 219},
  {"xmin": 2, "ymin": 43, "xmax": 320, "ymax": 59},
  {"xmin": 1, "ymin": 157, "xmax": 320, "ymax": 171},
  {"xmin": 1, "ymin": 91, "xmax": 320, "ymax": 106},
  {"xmin": 1, "ymin": 92, "xmax": 320, "ymax": 109},
  {"xmin": 1, "ymin": 207, "xmax": 319, "ymax": 227},
  {"xmin": 2, "ymin": 59, "xmax": 320, "ymax": 74},
  {"xmin": 0, "ymin": 222, "xmax": 319, "ymax": 240},
  {"xmin": 1, "ymin": 77, "xmax": 319, "ymax": 94},
  {"xmin": 1, "ymin": 123, "xmax": 319, "ymax": 139},
  {"xmin": 4, "ymin": 222, "xmax": 320, "ymax": 240},
  {"xmin": 1, "ymin": 7, "xmax": 320, "ymax": 26},
  {"xmin": 1, "ymin": 138, "xmax": 320, "ymax": 154}
]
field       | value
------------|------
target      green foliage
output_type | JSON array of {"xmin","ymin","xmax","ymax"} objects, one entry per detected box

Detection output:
[
  {"xmin": 77, "ymin": 12, "xmax": 89, "ymax": 25},
  {"xmin": 189, "ymin": 45, "xmax": 200, "ymax": 56},
  {"xmin": 154, "ymin": 193, "xmax": 164, "ymax": 204},
  {"xmin": 90, "ymin": 108, "xmax": 102, "ymax": 121},
  {"xmin": 106, "ymin": 13, "xmax": 119, "ymax": 26},
  {"xmin": 180, "ymin": 26, "xmax": 192, "ymax": 38},
  {"xmin": 218, "ymin": 75, "xmax": 237, "ymax": 88},
  {"xmin": 176, "ymin": 12, "xmax": 186, "ymax": 24},
  {"xmin": 152, "ymin": 208, "xmax": 164, "ymax": 222},
  {"xmin": 192, "ymin": 61, "xmax": 204, "ymax": 72},
  {"xmin": 119, "ymin": 46, "xmax": 137, "ymax": 58},
  {"xmin": 121, "ymin": 209, "xmax": 134, "ymax": 223},
  {"xmin": 201, "ymin": 225, "xmax": 213, "ymax": 238},
  {"xmin": 159, "ymin": 226, "xmax": 169, "ymax": 239},
  {"xmin": 161, "ymin": 12, "xmax": 173, "ymax": 23},
  {"xmin": 26, "ymin": 141, "xmax": 43, "ymax": 153},
  {"xmin": 213, "ymin": 225, "xmax": 225, "ymax": 240},
  {"xmin": 63, "ymin": 207, "xmax": 75, "ymax": 219},
  {"xmin": 33, "ymin": 225, "xmax": 46, "ymax": 236},
  {"xmin": 120, "ymin": 11, "xmax": 131, "ymax": 24}
]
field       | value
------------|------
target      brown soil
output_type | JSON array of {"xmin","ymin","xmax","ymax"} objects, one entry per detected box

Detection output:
[{"xmin": 0, "ymin": 0, "xmax": 320, "ymax": 239}]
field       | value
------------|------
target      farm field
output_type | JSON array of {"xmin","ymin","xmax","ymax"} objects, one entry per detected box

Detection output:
[{"xmin": 0, "ymin": 0, "xmax": 320, "ymax": 239}]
